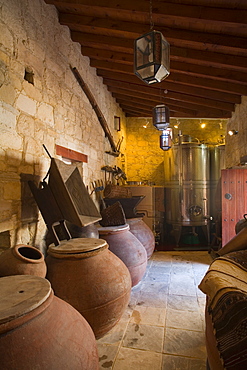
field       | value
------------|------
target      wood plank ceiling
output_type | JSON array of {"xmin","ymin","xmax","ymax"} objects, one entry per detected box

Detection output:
[{"xmin": 45, "ymin": 0, "xmax": 247, "ymax": 119}]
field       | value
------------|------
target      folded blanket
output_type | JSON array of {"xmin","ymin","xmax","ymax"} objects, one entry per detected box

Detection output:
[{"xmin": 199, "ymin": 251, "xmax": 247, "ymax": 370}]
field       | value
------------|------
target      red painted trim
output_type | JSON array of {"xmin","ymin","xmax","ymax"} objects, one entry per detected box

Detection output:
[{"xmin": 55, "ymin": 144, "xmax": 88, "ymax": 163}]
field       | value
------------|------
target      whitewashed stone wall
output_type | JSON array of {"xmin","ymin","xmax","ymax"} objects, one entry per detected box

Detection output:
[
  {"xmin": 225, "ymin": 96, "xmax": 247, "ymax": 168},
  {"xmin": 0, "ymin": 0, "xmax": 126, "ymax": 250}
]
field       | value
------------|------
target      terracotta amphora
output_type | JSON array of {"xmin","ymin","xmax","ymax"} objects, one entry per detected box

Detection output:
[
  {"xmin": 0, "ymin": 275, "xmax": 99, "ymax": 370},
  {"xmin": 98, "ymin": 224, "xmax": 147, "ymax": 287},
  {"xmin": 46, "ymin": 238, "xmax": 131, "ymax": 339},
  {"xmin": 0, "ymin": 244, "xmax": 46, "ymax": 278},
  {"xmin": 127, "ymin": 217, "xmax": 155, "ymax": 259}
]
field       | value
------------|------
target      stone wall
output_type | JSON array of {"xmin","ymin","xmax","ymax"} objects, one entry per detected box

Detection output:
[
  {"xmin": 125, "ymin": 117, "xmax": 163, "ymax": 185},
  {"xmin": 0, "ymin": 0, "xmax": 126, "ymax": 250},
  {"xmin": 125, "ymin": 117, "xmax": 227, "ymax": 186},
  {"xmin": 225, "ymin": 96, "xmax": 247, "ymax": 167}
]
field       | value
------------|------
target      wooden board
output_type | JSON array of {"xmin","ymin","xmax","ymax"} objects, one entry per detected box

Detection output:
[
  {"xmin": 48, "ymin": 158, "xmax": 101, "ymax": 227},
  {"xmin": 48, "ymin": 237, "xmax": 107, "ymax": 254},
  {"xmin": 0, "ymin": 275, "xmax": 51, "ymax": 324},
  {"xmin": 221, "ymin": 168, "xmax": 247, "ymax": 246}
]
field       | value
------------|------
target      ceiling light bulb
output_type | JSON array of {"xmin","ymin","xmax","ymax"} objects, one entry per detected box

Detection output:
[
  {"xmin": 228, "ymin": 129, "xmax": 238, "ymax": 136},
  {"xmin": 201, "ymin": 123, "xmax": 206, "ymax": 128}
]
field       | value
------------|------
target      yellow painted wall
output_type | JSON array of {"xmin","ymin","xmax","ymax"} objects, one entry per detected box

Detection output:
[{"xmin": 125, "ymin": 117, "xmax": 227, "ymax": 186}]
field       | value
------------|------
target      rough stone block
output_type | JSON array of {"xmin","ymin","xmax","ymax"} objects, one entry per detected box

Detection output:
[
  {"xmin": 37, "ymin": 102, "xmax": 54, "ymax": 127},
  {"xmin": 0, "ymin": 49, "xmax": 10, "ymax": 67},
  {"xmin": 0, "ymin": 23, "xmax": 14, "ymax": 54},
  {"xmin": 16, "ymin": 93, "xmax": 37, "ymax": 116},
  {"xmin": 17, "ymin": 113, "xmax": 35, "ymax": 137},
  {"xmin": 0, "ymin": 130, "xmax": 22, "ymax": 151},
  {"xmin": 23, "ymin": 80, "xmax": 42, "ymax": 101},
  {"xmin": 0, "ymin": 83, "xmax": 16, "ymax": 105},
  {"xmin": 4, "ymin": 181, "xmax": 21, "ymax": 200},
  {"xmin": 6, "ymin": 149, "xmax": 22, "ymax": 166}
]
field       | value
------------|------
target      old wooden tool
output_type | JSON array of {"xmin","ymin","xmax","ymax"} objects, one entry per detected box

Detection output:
[{"xmin": 71, "ymin": 66, "xmax": 120, "ymax": 157}]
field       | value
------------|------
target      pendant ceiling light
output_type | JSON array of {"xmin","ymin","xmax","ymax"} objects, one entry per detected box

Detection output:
[
  {"xmin": 160, "ymin": 129, "xmax": 172, "ymax": 151},
  {"xmin": 134, "ymin": 0, "xmax": 170, "ymax": 85},
  {"xmin": 153, "ymin": 104, "xmax": 171, "ymax": 151},
  {"xmin": 152, "ymin": 104, "xmax": 170, "ymax": 130}
]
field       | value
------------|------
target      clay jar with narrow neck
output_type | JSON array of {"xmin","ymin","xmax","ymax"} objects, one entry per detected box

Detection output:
[
  {"xmin": 98, "ymin": 224, "xmax": 147, "ymax": 287},
  {"xmin": 127, "ymin": 217, "xmax": 155, "ymax": 259},
  {"xmin": 0, "ymin": 275, "xmax": 99, "ymax": 370},
  {"xmin": 0, "ymin": 244, "xmax": 47, "ymax": 278},
  {"xmin": 46, "ymin": 238, "xmax": 131, "ymax": 339}
]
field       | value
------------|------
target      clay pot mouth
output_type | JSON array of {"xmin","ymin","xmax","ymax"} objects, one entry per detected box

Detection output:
[
  {"xmin": 0, "ymin": 275, "xmax": 52, "ymax": 332},
  {"xmin": 14, "ymin": 245, "xmax": 44, "ymax": 263},
  {"xmin": 48, "ymin": 243, "xmax": 108, "ymax": 259}
]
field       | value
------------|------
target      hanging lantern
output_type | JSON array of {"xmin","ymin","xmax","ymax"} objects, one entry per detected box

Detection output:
[
  {"xmin": 152, "ymin": 104, "xmax": 170, "ymax": 130},
  {"xmin": 134, "ymin": 30, "xmax": 170, "ymax": 85},
  {"xmin": 160, "ymin": 129, "xmax": 172, "ymax": 151}
]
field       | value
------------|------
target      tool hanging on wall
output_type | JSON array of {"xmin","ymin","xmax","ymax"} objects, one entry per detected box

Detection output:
[
  {"xmin": 101, "ymin": 165, "xmax": 127, "ymax": 185},
  {"xmin": 90, "ymin": 179, "xmax": 106, "ymax": 211},
  {"xmin": 71, "ymin": 66, "xmax": 120, "ymax": 157},
  {"xmin": 105, "ymin": 136, "xmax": 123, "ymax": 157}
]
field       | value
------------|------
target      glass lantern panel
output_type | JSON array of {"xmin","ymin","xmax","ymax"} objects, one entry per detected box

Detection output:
[
  {"xmin": 136, "ymin": 34, "xmax": 154, "ymax": 68},
  {"xmin": 137, "ymin": 65, "xmax": 155, "ymax": 80},
  {"xmin": 161, "ymin": 37, "xmax": 170, "ymax": 72},
  {"xmin": 155, "ymin": 65, "xmax": 170, "ymax": 82},
  {"xmin": 153, "ymin": 105, "xmax": 170, "ymax": 130}
]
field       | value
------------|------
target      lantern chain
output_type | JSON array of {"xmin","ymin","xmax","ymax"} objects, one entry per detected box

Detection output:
[{"xmin": 150, "ymin": 0, "xmax": 154, "ymax": 31}]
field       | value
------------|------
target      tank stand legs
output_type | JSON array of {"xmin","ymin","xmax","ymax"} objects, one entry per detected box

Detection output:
[
  {"xmin": 172, "ymin": 225, "xmax": 182, "ymax": 246},
  {"xmin": 201, "ymin": 224, "xmax": 211, "ymax": 245},
  {"xmin": 171, "ymin": 224, "xmax": 210, "ymax": 246}
]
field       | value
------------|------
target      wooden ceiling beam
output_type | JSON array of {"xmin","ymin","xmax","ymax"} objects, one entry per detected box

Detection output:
[
  {"xmin": 171, "ymin": 47, "xmax": 247, "ymax": 72},
  {"xmin": 113, "ymin": 93, "xmax": 231, "ymax": 118},
  {"xmin": 100, "ymin": 71, "xmax": 241, "ymax": 104},
  {"xmin": 118, "ymin": 103, "xmax": 191, "ymax": 118},
  {"xmin": 72, "ymin": 31, "xmax": 132, "ymax": 53},
  {"xmin": 116, "ymin": 103, "xmax": 155, "ymax": 116},
  {"xmin": 46, "ymin": 1, "xmax": 247, "ymax": 118},
  {"xmin": 113, "ymin": 93, "xmax": 198, "ymax": 115},
  {"xmin": 118, "ymin": 103, "xmax": 216, "ymax": 118},
  {"xmin": 107, "ymin": 85, "xmax": 235, "ymax": 112},
  {"xmin": 47, "ymin": 1, "xmax": 247, "ymax": 39},
  {"xmin": 82, "ymin": 47, "xmax": 247, "ymax": 83},
  {"xmin": 80, "ymin": 45, "xmax": 247, "ymax": 73},
  {"xmin": 161, "ymin": 0, "xmax": 247, "ymax": 10},
  {"xmin": 68, "ymin": 19, "xmax": 247, "ymax": 55},
  {"xmin": 46, "ymin": 1, "xmax": 247, "ymax": 25},
  {"xmin": 72, "ymin": 31, "xmax": 247, "ymax": 60},
  {"xmin": 90, "ymin": 59, "xmax": 247, "ymax": 95},
  {"xmin": 171, "ymin": 61, "xmax": 247, "ymax": 85}
]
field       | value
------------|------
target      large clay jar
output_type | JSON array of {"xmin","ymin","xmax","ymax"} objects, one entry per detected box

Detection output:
[
  {"xmin": 98, "ymin": 224, "xmax": 147, "ymax": 287},
  {"xmin": 127, "ymin": 217, "xmax": 155, "ymax": 259},
  {"xmin": 46, "ymin": 238, "xmax": 131, "ymax": 339},
  {"xmin": 0, "ymin": 244, "xmax": 46, "ymax": 278},
  {"xmin": 0, "ymin": 275, "xmax": 99, "ymax": 370},
  {"xmin": 45, "ymin": 221, "xmax": 99, "ymax": 248}
]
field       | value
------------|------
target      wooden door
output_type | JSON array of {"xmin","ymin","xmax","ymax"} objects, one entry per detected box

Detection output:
[{"xmin": 221, "ymin": 168, "xmax": 247, "ymax": 246}]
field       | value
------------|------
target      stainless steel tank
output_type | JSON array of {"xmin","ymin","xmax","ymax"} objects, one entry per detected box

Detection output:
[{"xmin": 164, "ymin": 136, "xmax": 210, "ymax": 244}]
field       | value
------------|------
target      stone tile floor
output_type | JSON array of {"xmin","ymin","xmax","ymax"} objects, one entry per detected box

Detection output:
[{"xmin": 97, "ymin": 250, "xmax": 212, "ymax": 370}]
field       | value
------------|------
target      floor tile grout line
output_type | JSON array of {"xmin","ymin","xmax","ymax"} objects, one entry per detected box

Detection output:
[
  {"xmin": 98, "ymin": 251, "xmax": 211, "ymax": 369},
  {"xmin": 112, "ymin": 288, "xmax": 140, "ymax": 369}
]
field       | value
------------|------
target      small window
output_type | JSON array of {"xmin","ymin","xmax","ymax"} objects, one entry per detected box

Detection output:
[
  {"xmin": 114, "ymin": 116, "xmax": 121, "ymax": 131},
  {"xmin": 24, "ymin": 68, "xmax": 34, "ymax": 85}
]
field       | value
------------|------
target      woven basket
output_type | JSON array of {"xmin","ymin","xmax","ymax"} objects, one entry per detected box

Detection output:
[
  {"xmin": 103, "ymin": 184, "xmax": 132, "ymax": 198},
  {"xmin": 99, "ymin": 201, "xmax": 126, "ymax": 227}
]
